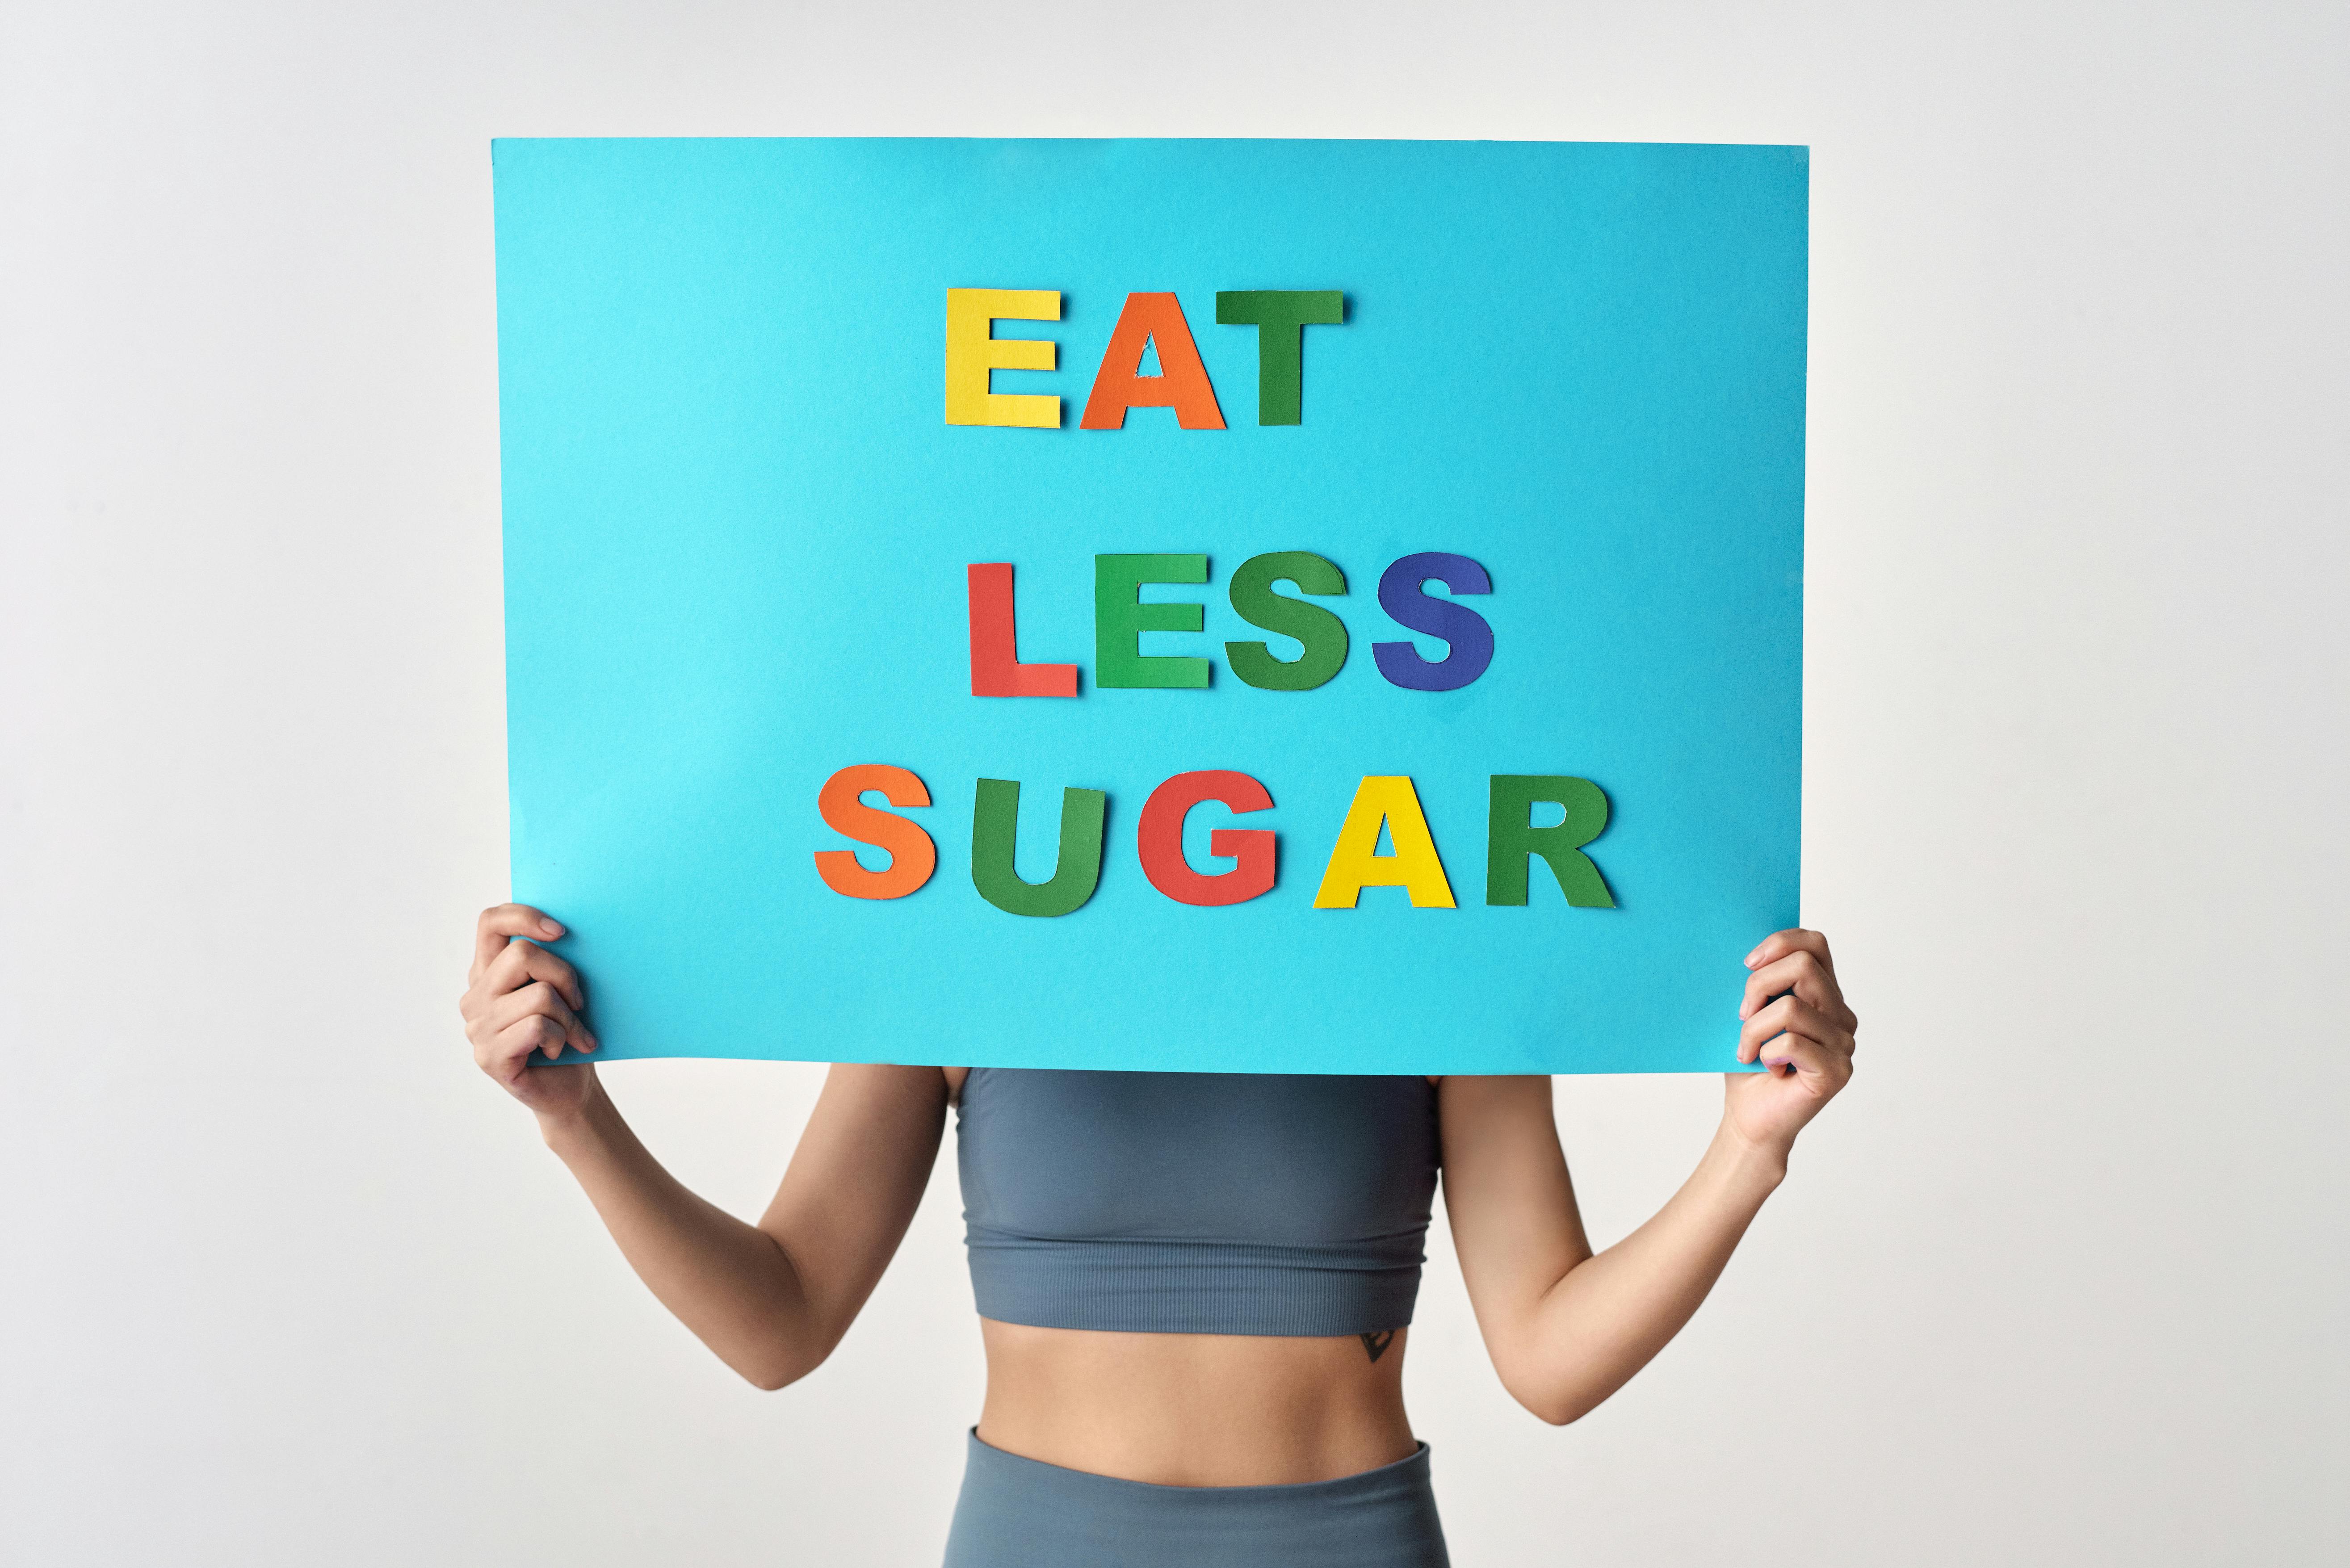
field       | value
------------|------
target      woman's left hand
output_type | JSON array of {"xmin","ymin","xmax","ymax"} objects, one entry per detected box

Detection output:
[{"xmin": 1724, "ymin": 929, "xmax": 1858, "ymax": 1160}]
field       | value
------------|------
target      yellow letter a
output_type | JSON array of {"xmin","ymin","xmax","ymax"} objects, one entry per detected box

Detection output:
[{"xmin": 1313, "ymin": 776, "xmax": 1457, "ymax": 909}]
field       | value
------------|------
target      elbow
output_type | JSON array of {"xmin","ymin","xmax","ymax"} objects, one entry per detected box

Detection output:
[
  {"xmin": 1519, "ymin": 1390, "xmax": 1599, "ymax": 1427},
  {"xmin": 739, "ymin": 1363, "xmax": 796, "ymax": 1393},
  {"xmin": 728, "ymin": 1329, "xmax": 838, "ymax": 1393},
  {"xmin": 734, "ymin": 1347, "xmax": 822, "ymax": 1392},
  {"xmin": 722, "ymin": 1280, "xmax": 847, "ymax": 1392},
  {"xmin": 1498, "ymin": 1365, "xmax": 1605, "ymax": 1427}
]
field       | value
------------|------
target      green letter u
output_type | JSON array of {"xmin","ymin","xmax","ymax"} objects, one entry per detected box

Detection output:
[{"xmin": 971, "ymin": 778, "xmax": 1109, "ymax": 917}]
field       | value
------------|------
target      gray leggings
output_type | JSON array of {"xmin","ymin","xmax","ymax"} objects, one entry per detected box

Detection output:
[{"xmin": 942, "ymin": 1430, "xmax": 1450, "ymax": 1568}]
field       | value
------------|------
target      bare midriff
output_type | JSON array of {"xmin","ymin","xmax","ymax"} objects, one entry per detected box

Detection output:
[{"xmin": 975, "ymin": 1319, "xmax": 1418, "ymax": 1487}]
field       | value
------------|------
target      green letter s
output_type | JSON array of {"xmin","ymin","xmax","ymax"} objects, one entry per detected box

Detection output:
[{"xmin": 1225, "ymin": 551, "xmax": 1348, "ymax": 691}]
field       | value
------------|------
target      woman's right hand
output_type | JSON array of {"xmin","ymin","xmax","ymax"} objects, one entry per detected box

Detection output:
[{"xmin": 462, "ymin": 903, "xmax": 599, "ymax": 1122}]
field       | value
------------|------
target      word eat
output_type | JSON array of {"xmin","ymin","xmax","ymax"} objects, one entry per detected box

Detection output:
[
  {"xmin": 970, "ymin": 553, "xmax": 1494, "ymax": 696},
  {"xmin": 813, "ymin": 766, "xmax": 1617, "ymax": 916},
  {"xmin": 944, "ymin": 288, "xmax": 1345, "ymax": 429}
]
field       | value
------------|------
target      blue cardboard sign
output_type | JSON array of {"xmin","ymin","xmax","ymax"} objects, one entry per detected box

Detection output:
[{"xmin": 493, "ymin": 137, "xmax": 1806, "ymax": 1074}]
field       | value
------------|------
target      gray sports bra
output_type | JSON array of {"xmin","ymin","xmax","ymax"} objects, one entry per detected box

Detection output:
[{"xmin": 955, "ymin": 1068, "xmax": 1439, "ymax": 1337}]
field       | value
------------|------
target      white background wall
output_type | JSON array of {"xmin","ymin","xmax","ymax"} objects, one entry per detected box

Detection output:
[{"xmin": 4, "ymin": 2, "xmax": 2344, "ymax": 1563}]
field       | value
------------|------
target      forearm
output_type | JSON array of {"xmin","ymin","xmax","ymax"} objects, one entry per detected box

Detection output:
[
  {"xmin": 540, "ymin": 1082, "xmax": 824, "ymax": 1389},
  {"xmin": 1446, "ymin": 932, "xmax": 1856, "ymax": 1426},
  {"xmin": 466, "ymin": 913, "xmax": 949, "ymax": 1391},
  {"xmin": 1502, "ymin": 1123, "xmax": 1785, "ymax": 1423}
]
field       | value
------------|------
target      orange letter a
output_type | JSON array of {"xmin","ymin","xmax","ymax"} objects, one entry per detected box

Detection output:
[{"xmin": 1080, "ymin": 293, "xmax": 1227, "ymax": 430}]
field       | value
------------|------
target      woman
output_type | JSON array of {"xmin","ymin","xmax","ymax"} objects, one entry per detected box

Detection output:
[{"xmin": 462, "ymin": 903, "xmax": 1856, "ymax": 1566}]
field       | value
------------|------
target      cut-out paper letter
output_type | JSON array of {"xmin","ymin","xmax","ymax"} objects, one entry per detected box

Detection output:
[
  {"xmin": 1137, "ymin": 771, "xmax": 1277, "ymax": 906},
  {"xmin": 970, "ymin": 778, "xmax": 1109, "ymax": 917},
  {"xmin": 814, "ymin": 764, "xmax": 936, "ymax": 900},
  {"xmin": 1373, "ymin": 553, "xmax": 1494, "ymax": 692},
  {"xmin": 1079, "ymin": 293, "xmax": 1226, "ymax": 430},
  {"xmin": 1313, "ymin": 776, "xmax": 1457, "ymax": 909},
  {"xmin": 1214, "ymin": 290, "xmax": 1345, "ymax": 425},
  {"xmin": 944, "ymin": 288, "xmax": 1062, "ymax": 428},
  {"xmin": 1486, "ymin": 776, "xmax": 1617, "ymax": 908},
  {"xmin": 967, "ymin": 563, "xmax": 1079, "ymax": 697},
  {"xmin": 1225, "ymin": 551, "xmax": 1349, "ymax": 691},
  {"xmin": 1095, "ymin": 553, "xmax": 1212, "ymax": 688}
]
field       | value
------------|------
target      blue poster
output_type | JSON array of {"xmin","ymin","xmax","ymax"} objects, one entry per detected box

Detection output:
[{"xmin": 493, "ymin": 137, "xmax": 1806, "ymax": 1075}]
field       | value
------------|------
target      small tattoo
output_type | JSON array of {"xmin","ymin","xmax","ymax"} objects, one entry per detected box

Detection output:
[{"xmin": 1360, "ymin": 1330, "xmax": 1396, "ymax": 1363}]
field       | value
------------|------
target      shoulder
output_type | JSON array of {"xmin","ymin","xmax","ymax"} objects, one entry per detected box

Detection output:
[
  {"xmin": 1435, "ymin": 1074, "xmax": 1557, "ymax": 1124},
  {"xmin": 1429, "ymin": 1072, "xmax": 1560, "ymax": 1124},
  {"xmin": 818, "ymin": 1062, "xmax": 962, "ymax": 1110}
]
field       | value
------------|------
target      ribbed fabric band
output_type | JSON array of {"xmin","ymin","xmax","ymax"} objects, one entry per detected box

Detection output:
[
  {"xmin": 954, "ymin": 1069, "xmax": 1439, "ymax": 1338},
  {"xmin": 943, "ymin": 1431, "xmax": 1450, "ymax": 1568},
  {"xmin": 966, "ymin": 1228, "xmax": 1423, "ymax": 1337}
]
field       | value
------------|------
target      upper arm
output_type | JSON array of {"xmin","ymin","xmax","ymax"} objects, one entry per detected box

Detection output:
[
  {"xmin": 1439, "ymin": 1076, "xmax": 1592, "ymax": 1354},
  {"xmin": 753, "ymin": 1064, "xmax": 952, "ymax": 1344}
]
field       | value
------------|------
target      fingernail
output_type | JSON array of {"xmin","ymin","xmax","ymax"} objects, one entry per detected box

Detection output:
[
  {"xmin": 1743, "ymin": 948, "xmax": 1762, "ymax": 968},
  {"xmin": 583, "ymin": 1034, "xmax": 600, "ymax": 1051},
  {"xmin": 541, "ymin": 920, "xmax": 566, "ymax": 937}
]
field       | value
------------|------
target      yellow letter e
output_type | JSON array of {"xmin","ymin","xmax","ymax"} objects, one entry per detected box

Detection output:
[{"xmin": 945, "ymin": 288, "xmax": 1062, "ymax": 428}]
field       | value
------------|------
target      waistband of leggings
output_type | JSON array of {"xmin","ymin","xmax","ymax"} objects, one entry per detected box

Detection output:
[{"xmin": 962, "ymin": 1428, "xmax": 1432, "ymax": 1506}]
